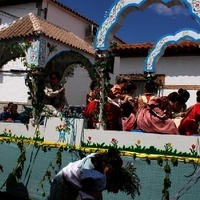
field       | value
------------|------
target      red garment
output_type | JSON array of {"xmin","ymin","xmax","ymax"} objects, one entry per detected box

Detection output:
[
  {"xmin": 178, "ymin": 103, "xmax": 200, "ymax": 136},
  {"xmin": 84, "ymin": 100, "xmax": 122, "ymax": 130},
  {"xmin": 137, "ymin": 96, "xmax": 179, "ymax": 134}
]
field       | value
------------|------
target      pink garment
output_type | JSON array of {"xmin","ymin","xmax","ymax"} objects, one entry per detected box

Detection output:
[
  {"xmin": 122, "ymin": 113, "xmax": 136, "ymax": 131},
  {"xmin": 137, "ymin": 96, "xmax": 179, "ymax": 134}
]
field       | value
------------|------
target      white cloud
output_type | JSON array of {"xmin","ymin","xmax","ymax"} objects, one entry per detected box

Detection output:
[{"xmin": 149, "ymin": 4, "xmax": 189, "ymax": 16}]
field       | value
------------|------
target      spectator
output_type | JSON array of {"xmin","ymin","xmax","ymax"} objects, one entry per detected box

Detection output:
[{"xmin": 0, "ymin": 102, "xmax": 14, "ymax": 121}]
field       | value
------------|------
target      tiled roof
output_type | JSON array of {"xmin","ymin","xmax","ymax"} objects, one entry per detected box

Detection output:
[
  {"xmin": 0, "ymin": 0, "xmax": 125, "ymax": 44},
  {"xmin": 0, "ymin": 13, "xmax": 95, "ymax": 55},
  {"xmin": 113, "ymin": 41, "xmax": 200, "ymax": 57}
]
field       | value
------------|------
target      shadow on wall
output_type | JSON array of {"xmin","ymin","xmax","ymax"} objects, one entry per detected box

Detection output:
[{"xmin": 66, "ymin": 66, "xmax": 91, "ymax": 106}]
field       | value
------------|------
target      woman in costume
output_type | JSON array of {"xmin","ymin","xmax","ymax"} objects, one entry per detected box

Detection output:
[
  {"xmin": 136, "ymin": 92, "xmax": 185, "ymax": 134},
  {"xmin": 178, "ymin": 90, "xmax": 200, "ymax": 136}
]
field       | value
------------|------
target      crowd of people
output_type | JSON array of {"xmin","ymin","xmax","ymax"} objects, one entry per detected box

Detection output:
[
  {"xmin": 1, "ymin": 70, "xmax": 200, "ymax": 136},
  {"xmin": 0, "ymin": 102, "xmax": 20, "ymax": 122},
  {"xmin": 84, "ymin": 76, "xmax": 200, "ymax": 136}
]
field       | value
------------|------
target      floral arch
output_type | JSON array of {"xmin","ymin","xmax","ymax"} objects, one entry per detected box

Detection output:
[
  {"xmin": 94, "ymin": 0, "xmax": 200, "ymax": 51},
  {"xmin": 145, "ymin": 28, "xmax": 200, "ymax": 72}
]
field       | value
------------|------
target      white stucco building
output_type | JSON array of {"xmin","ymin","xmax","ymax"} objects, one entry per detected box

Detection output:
[{"xmin": 0, "ymin": 0, "xmax": 124, "ymax": 109}]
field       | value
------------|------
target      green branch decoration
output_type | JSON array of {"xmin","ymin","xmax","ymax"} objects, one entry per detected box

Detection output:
[{"xmin": 94, "ymin": 48, "xmax": 114, "ymax": 129}]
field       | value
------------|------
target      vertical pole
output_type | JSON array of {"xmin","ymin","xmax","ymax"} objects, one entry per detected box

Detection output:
[{"xmin": 98, "ymin": 66, "xmax": 105, "ymax": 130}]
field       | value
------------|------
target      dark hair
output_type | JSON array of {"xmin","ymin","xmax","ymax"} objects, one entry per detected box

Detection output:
[
  {"xmin": 196, "ymin": 90, "xmax": 200, "ymax": 102},
  {"xmin": 90, "ymin": 80, "xmax": 98, "ymax": 91},
  {"xmin": 123, "ymin": 81, "xmax": 137, "ymax": 94},
  {"xmin": 50, "ymin": 71, "xmax": 61, "ymax": 80},
  {"xmin": 121, "ymin": 102, "xmax": 133, "ymax": 117},
  {"xmin": 178, "ymin": 88, "xmax": 190, "ymax": 102},
  {"xmin": 145, "ymin": 81, "xmax": 156, "ymax": 93},
  {"xmin": 91, "ymin": 148, "xmax": 123, "ymax": 192},
  {"xmin": 91, "ymin": 148, "xmax": 122, "ymax": 174},
  {"xmin": 8, "ymin": 102, "xmax": 13, "ymax": 106},
  {"xmin": 168, "ymin": 92, "xmax": 185, "ymax": 105},
  {"xmin": 116, "ymin": 76, "xmax": 127, "ymax": 85}
]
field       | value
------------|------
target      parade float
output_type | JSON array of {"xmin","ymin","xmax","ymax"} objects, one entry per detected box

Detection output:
[{"xmin": 1, "ymin": 0, "xmax": 200, "ymax": 200}]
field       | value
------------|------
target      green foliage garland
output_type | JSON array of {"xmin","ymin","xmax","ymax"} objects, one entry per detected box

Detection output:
[{"xmin": 93, "ymin": 49, "xmax": 114, "ymax": 129}]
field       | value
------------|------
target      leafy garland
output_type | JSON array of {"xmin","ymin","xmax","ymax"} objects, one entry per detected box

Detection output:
[{"xmin": 93, "ymin": 48, "xmax": 115, "ymax": 129}]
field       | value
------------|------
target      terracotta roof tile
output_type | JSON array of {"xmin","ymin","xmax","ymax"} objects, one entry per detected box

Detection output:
[
  {"xmin": 113, "ymin": 41, "xmax": 200, "ymax": 57},
  {"xmin": 0, "ymin": 13, "xmax": 95, "ymax": 55}
]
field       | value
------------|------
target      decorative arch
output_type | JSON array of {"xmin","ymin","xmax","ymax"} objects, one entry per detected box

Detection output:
[
  {"xmin": 0, "ymin": 45, "xmax": 23, "ymax": 68},
  {"xmin": 144, "ymin": 28, "xmax": 200, "ymax": 72},
  {"xmin": 94, "ymin": 0, "xmax": 200, "ymax": 50},
  {"xmin": 46, "ymin": 50, "xmax": 95, "ymax": 79}
]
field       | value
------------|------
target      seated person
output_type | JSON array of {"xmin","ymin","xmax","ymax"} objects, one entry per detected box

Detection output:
[
  {"xmin": 136, "ymin": 92, "xmax": 185, "ymax": 134},
  {"xmin": 44, "ymin": 71, "xmax": 68, "ymax": 117},
  {"xmin": 137, "ymin": 81, "xmax": 157, "ymax": 110},
  {"xmin": 178, "ymin": 90, "xmax": 200, "ymax": 136},
  {"xmin": 77, "ymin": 169, "xmax": 106, "ymax": 200},
  {"xmin": 0, "ymin": 102, "xmax": 13, "ymax": 121},
  {"xmin": 10, "ymin": 104, "xmax": 19, "ymax": 121},
  {"xmin": 172, "ymin": 88, "xmax": 190, "ymax": 119},
  {"xmin": 86, "ymin": 80, "xmax": 99, "ymax": 105},
  {"xmin": 1, "ymin": 103, "xmax": 19, "ymax": 122}
]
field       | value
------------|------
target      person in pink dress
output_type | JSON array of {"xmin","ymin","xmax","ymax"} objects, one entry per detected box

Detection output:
[
  {"xmin": 136, "ymin": 92, "xmax": 185, "ymax": 134},
  {"xmin": 178, "ymin": 90, "xmax": 200, "ymax": 136}
]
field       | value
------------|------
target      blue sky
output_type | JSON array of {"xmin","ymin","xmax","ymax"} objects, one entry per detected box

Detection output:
[{"xmin": 60, "ymin": 0, "xmax": 200, "ymax": 43}]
